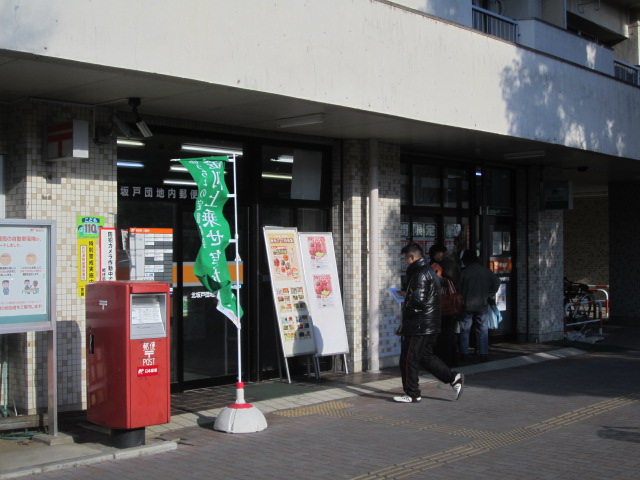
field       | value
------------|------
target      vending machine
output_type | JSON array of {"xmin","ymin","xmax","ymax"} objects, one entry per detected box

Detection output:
[{"xmin": 86, "ymin": 281, "xmax": 170, "ymax": 447}]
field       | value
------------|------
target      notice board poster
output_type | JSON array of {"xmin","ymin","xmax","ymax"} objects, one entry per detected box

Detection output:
[
  {"xmin": 263, "ymin": 227, "xmax": 316, "ymax": 357},
  {"xmin": 298, "ymin": 233, "xmax": 349, "ymax": 356},
  {"xmin": 77, "ymin": 216, "xmax": 103, "ymax": 297},
  {"xmin": 0, "ymin": 221, "xmax": 54, "ymax": 332}
]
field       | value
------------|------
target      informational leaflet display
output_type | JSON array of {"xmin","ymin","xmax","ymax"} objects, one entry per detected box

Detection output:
[
  {"xmin": 128, "ymin": 228, "xmax": 173, "ymax": 283},
  {"xmin": 298, "ymin": 233, "xmax": 349, "ymax": 356},
  {"xmin": 263, "ymin": 227, "xmax": 316, "ymax": 357},
  {"xmin": 0, "ymin": 224, "xmax": 50, "ymax": 327}
]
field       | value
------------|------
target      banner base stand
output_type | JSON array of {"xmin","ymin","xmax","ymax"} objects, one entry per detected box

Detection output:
[{"xmin": 213, "ymin": 383, "xmax": 267, "ymax": 434}]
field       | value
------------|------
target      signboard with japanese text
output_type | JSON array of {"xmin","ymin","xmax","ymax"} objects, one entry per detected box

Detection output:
[
  {"xmin": 118, "ymin": 185, "xmax": 198, "ymax": 202},
  {"xmin": 77, "ymin": 216, "xmax": 103, "ymax": 297},
  {"xmin": 0, "ymin": 220, "xmax": 56, "ymax": 333},
  {"xmin": 263, "ymin": 227, "xmax": 316, "ymax": 357},
  {"xmin": 99, "ymin": 227, "xmax": 117, "ymax": 281},
  {"xmin": 298, "ymin": 233, "xmax": 349, "ymax": 356}
]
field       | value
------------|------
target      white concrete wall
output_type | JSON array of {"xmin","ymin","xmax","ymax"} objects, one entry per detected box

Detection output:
[
  {"xmin": 2, "ymin": 0, "xmax": 639, "ymax": 160},
  {"xmin": 518, "ymin": 19, "xmax": 614, "ymax": 74},
  {"xmin": 390, "ymin": 0, "xmax": 473, "ymax": 26}
]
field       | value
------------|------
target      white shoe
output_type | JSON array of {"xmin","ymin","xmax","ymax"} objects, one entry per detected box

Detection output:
[
  {"xmin": 393, "ymin": 394, "xmax": 421, "ymax": 403},
  {"xmin": 451, "ymin": 373, "xmax": 464, "ymax": 401}
]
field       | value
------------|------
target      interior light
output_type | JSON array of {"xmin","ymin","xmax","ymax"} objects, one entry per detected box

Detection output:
[
  {"xmin": 261, "ymin": 173, "xmax": 293, "ymax": 180},
  {"xmin": 503, "ymin": 150, "xmax": 545, "ymax": 160},
  {"xmin": 117, "ymin": 161, "xmax": 144, "ymax": 168},
  {"xmin": 117, "ymin": 138, "xmax": 145, "ymax": 147},
  {"xmin": 163, "ymin": 179, "xmax": 197, "ymax": 186},
  {"xmin": 181, "ymin": 144, "xmax": 243, "ymax": 156},
  {"xmin": 169, "ymin": 165, "xmax": 188, "ymax": 172},
  {"xmin": 271, "ymin": 155, "xmax": 294, "ymax": 163},
  {"xmin": 276, "ymin": 113, "xmax": 324, "ymax": 129}
]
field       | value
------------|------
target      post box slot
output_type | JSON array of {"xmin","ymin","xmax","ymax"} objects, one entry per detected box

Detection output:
[{"xmin": 130, "ymin": 293, "xmax": 167, "ymax": 339}]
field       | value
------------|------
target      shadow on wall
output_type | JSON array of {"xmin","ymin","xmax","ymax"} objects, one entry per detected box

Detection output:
[{"xmin": 501, "ymin": 51, "xmax": 628, "ymax": 156}]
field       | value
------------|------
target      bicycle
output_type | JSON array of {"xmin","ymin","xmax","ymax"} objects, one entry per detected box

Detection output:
[{"xmin": 563, "ymin": 277, "xmax": 601, "ymax": 336}]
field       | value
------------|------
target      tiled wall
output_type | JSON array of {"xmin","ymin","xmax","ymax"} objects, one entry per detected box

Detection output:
[
  {"xmin": 2, "ymin": 101, "xmax": 117, "ymax": 413},
  {"xmin": 564, "ymin": 196, "xmax": 609, "ymax": 285},
  {"xmin": 515, "ymin": 166, "xmax": 565, "ymax": 342},
  {"xmin": 609, "ymin": 181, "xmax": 640, "ymax": 323},
  {"xmin": 339, "ymin": 139, "xmax": 402, "ymax": 372}
]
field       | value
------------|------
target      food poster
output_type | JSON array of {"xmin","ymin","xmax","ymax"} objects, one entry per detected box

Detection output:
[
  {"xmin": 263, "ymin": 227, "xmax": 316, "ymax": 357},
  {"xmin": 0, "ymin": 224, "xmax": 50, "ymax": 327},
  {"xmin": 299, "ymin": 233, "xmax": 349, "ymax": 356}
]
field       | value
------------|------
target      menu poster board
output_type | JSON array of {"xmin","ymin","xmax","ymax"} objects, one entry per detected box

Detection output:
[
  {"xmin": 263, "ymin": 227, "xmax": 316, "ymax": 357},
  {"xmin": 299, "ymin": 233, "xmax": 349, "ymax": 356},
  {"xmin": 0, "ymin": 220, "xmax": 55, "ymax": 333}
]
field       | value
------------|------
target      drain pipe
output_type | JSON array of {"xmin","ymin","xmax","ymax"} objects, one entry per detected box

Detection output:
[{"xmin": 368, "ymin": 139, "xmax": 380, "ymax": 372}]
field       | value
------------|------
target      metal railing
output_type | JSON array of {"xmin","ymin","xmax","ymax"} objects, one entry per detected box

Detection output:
[
  {"xmin": 472, "ymin": 6, "xmax": 517, "ymax": 42},
  {"xmin": 614, "ymin": 60, "xmax": 640, "ymax": 86}
]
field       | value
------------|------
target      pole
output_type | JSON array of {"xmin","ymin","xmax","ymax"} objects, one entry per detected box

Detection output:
[{"xmin": 368, "ymin": 139, "xmax": 380, "ymax": 372}]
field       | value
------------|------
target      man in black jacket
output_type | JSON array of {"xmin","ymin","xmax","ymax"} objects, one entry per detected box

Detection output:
[{"xmin": 394, "ymin": 243, "xmax": 464, "ymax": 403}]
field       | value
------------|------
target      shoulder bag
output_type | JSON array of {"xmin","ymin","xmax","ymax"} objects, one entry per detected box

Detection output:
[{"xmin": 441, "ymin": 277, "xmax": 463, "ymax": 317}]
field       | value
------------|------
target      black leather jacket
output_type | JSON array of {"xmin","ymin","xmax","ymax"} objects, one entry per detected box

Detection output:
[{"xmin": 398, "ymin": 257, "xmax": 442, "ymax": 335}]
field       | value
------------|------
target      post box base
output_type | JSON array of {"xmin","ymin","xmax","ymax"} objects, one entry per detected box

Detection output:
[{"xmin": 111, "ymin": 427, "xmax": 145, "ymax": 449}]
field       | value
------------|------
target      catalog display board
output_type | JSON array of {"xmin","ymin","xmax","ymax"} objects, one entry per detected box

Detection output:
[
  {"xmin": 298, "ymin": 233, "xmax": 349, "ymax": 357},
  {"xmin": 263, "ymin": 227, "xmax": 316, "ymax": 358},
  {"xmin": 0, "ymin": 220, "xmax": 56, "ymax": 333},
  {"xmin": 0, "ymin": 219, "xmax": 58, "ymax": 435}
]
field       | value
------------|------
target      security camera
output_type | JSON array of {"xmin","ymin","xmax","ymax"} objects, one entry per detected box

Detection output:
[{"xmin": 111, "ymin": 113, "xmax": 135, "ymax": 138}]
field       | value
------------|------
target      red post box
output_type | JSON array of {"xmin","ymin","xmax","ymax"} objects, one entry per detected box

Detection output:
[{"xmin": 86, "ymin": 281, "xmax": 171, "ymax": 447}]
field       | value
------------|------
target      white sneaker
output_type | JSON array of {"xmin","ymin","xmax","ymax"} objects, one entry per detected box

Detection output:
[
  {"xmin": 451, "ymin": 373, "xmax": 464, "ymax": 401},
  {"xmin": 393, "ymin": 394, "xmax": 421, "ymax": 403}
]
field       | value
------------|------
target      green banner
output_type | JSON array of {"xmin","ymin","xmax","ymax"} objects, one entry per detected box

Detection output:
[{"xmin": 179, "ymin": 156, "xmax": 242, "ymax": 326}]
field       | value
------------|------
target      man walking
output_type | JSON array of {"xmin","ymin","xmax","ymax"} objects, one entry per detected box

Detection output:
[{"xmin": 394, "ymin": 243, "xmax": 464, "ymax": 403}]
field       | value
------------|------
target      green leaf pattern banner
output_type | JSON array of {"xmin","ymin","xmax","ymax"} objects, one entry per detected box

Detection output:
[{"xmin": 179, "ymin": 156, "xmax": 242, "ymax": 327}]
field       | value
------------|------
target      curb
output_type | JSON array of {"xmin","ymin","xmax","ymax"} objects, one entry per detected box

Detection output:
[{"xmin": 0, "ymin": 441, "xmax": 177, "ymax": 479}]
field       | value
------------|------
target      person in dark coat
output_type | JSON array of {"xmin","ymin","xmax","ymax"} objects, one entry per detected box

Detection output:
[
  {"xmin": 394, "ymin": 243, "xmax": 464, "ymax": 403},
  {"xmin": 457, "ymin": 249, "xmax": 501, "ymax": 360}
]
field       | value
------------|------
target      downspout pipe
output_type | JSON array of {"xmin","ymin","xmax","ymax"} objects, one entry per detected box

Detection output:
[{"xmin": 368, "ymin": 139, "xmax": 380, "ymax": 372}]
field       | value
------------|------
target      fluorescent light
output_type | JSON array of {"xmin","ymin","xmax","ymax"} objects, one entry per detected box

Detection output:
[
  {"xmin": 276, "ymin": 113, "xmax": 324, "ymax": 128},
  {"xmin": 117, "ymin": 161, "xmax": 144, "ymax": 168},
  {"xmin": 117, "ymin": 138, "xmax": 145, "ymax": 147},
  {"xmin": 163, "ymin": 179, "xmax": 197, "ymax": 186},
  {"xmin": 261, "ymin": 173, "xmax": 293, "ymax": 180},
  {"xmin": 181, "ymin": 143, "xmax": 243, "ymax": 156},
  {"xmin": 170, "ymin": 165, "xmax": 188, "ymax": 172},
  {"xmin": 271, "ymin": 155, "xmax": 294, "ymax": 163},
  {"xmin": 504, "ymin": 150, "xmax": 545, "ymax": 160}
]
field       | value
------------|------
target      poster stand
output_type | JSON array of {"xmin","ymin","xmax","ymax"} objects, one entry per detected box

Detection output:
[
  {"xmin": 263, "ymin": 229, "xmax": 349, "ymax": 383},
  {"xmin": 0, "ymin": 219, "xmax": 57, "ymax": 437}
]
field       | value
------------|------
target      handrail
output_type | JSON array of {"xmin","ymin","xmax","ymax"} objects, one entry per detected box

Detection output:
[
  {"xmin": 472, "ymin": 6, "xmax": 517, "ymax": 42},
  {"xmin": 614, "ymin": 60, "xmax": 640, "ymax": 86}
]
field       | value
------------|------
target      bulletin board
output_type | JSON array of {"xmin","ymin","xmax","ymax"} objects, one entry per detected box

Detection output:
[
  {"xmin": 298, "ymin": 233, "xmax": 349, "ymax": 356},
  {"xmin": 263, "ymin": 227, "xmax": 316, "ymax": 358}
]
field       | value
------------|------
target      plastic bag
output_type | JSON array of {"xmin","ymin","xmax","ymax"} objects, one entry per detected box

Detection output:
[{"xmin": 487, "ymin": 304, "xmax": 503, "ymax": 330}]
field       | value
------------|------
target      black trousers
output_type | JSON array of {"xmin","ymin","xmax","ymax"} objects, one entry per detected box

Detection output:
[{"xmin": 400, "ymin": 334, "xmax": 456, "ymax": 399}]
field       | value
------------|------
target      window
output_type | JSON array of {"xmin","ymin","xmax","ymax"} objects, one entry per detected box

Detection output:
[{"xmin": 261, "ymin": 146, "xmax": 324, "ymax": 201}]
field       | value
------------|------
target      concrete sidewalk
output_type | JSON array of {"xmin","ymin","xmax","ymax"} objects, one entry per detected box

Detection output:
[{"xmin": 1, "ymin": 323, "xmax": 639, "ymax": 479}]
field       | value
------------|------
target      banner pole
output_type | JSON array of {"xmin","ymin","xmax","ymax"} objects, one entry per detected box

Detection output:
[{"xmin": 213, "ymin": 153, "xmax": 267, "ymax": 433}]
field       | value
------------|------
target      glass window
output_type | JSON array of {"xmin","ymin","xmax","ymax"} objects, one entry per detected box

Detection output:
[
  {"xmin": 412, "ymin": 165, "xmax": 440, "ymax": 207},
  {"xmin": 298, "ymin": 208, "xmax": 326, "ymax": 232},
  {"xmin": 486, "ymin": 168, "xmax": 512, "ymax": 208},
  {"xmin": 400, "ymin": 163, "xmax": 409, "ymax": 205},
  {"xmin": 444, "ymin": 168, "xmax": 469, "ymax": 209},
  {"xmin": 261, "ymin": 146, "xmax": 324, "ymax": 201}
]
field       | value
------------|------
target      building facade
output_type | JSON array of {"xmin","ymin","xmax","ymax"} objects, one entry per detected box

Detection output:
[{"xmin": 1, "ymin": 0, "xmax": 639, "ymax": 415}]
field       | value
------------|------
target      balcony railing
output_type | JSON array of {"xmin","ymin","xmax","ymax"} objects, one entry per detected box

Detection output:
[
  {"xmin": 614, "ymin": 60, "xmax": 640, "ymax": 87},
  {"xmin": 472, "ymin": 6, "xmax": 517, "ymax": 42}
]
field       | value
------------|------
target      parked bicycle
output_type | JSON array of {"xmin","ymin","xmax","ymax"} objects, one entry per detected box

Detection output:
[{"xmin": 563, "ymin": 277, "xmax": 601, "ymax": 335}]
